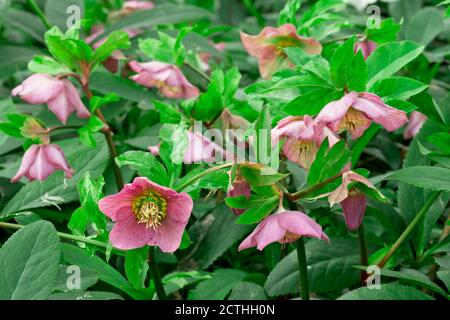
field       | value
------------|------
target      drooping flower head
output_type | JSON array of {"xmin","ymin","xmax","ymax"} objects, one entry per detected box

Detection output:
[
  {"xmin": 12, "ymin": 74, "xmax": 90, "ymax": 124},
  {"xmin": 183, "ymin": 131, "xmax": 229, "ymax": 164},
  {"xmin": 11, "ymin": 144, "xmax": 74, "ymax": 182},
  {"xmin": 129, "ymin": 61, "xmax": 200, "ymax": 99},
  {"xmin": 328, "ymin": 171, "xmax": 379, "ymax": 230},
  {"xmin": 272, "ymin": 116, "xmax": 340, "ymax": 169},
  {"xmin": 239, "ymin": 210, "xmax": 329, "ymax": 251},
  {"xmin": 354, "ymin": 39, "xmax": 377, "ymax": 60},
  {"xmin": 98, "ymin": 177, "xmax": 193, "ymax": 252},
  {"xmin": 404, "ymin": 111, "xmax": 427, "ymax": 139},
  {"xmin": 316, "ymin": 92, "xmax": 408, "ymax": 139},
  {"xmin": 240, "ymin": 24, "xmax": 322, "ymax": 79},
  {"xmin": 227, "ymin": 174, "xmax": 251, "ymax": 215}
]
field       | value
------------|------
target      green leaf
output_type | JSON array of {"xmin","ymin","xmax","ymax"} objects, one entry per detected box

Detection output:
[
  {"xmin": 91, "ymin": 31, "xmax": 130, "ymax": 66},
  {"xmin": 0, "ymin": 45, "xmax": 44, "ymax": 79},
  {"xmin": 228, "ymin": 282, "xmax": 267, "ymax": 300},
  {"xmin": 62, "ymin": 244, "xmax": 148, "ymax": 300},
  {"xmin": 188, "ymin": 269, "xmax": 247, "ymax": 300},
  {"xmin": 386, "ymin": 166, "xmax": 450, "ymax": 191},
  {"xmin": 265, "ymin": 238, "xmax": 360, "ymax": 296},
  {"xmin": 49, "ymin": 291, "xmax": 123, "ymax": 300},
  {"xmin": 283, "ymin": 89, "xmax": 341, "ymax": 116},
  {"xmin": 153, "ymin": 100, "xmax": 183, "ymax": 124},
  {"xmin": 139, "ymin": 32, "xmax": 185, "ymax": 65},
  {"xmin": 28, "ymin": 55, "xmax": 71, "ymax": 75},
  {"xmin": 253, "ymin": 106, "xmax": 271, "ymax": 164},
  {"xmin": 369, "ymin": 77, "xmax": 427, "ymax": 100},
  {"xmin": 410, "ymin": 92, "xmax": 447, "ymax": 128},
  {"xmin": 45, "ymin": 0, "xmax": 84, "ymax": 31},
  {"xmin": 308, "ymin": 139, "xmax": 351, "ymax": 185},
  {"xmin": 240, "ymin": 165, "xmax": 288, "ymax": 187},
  {"xmin": 5, "ymin": 8, "xmax": 46, "ymax": 43},
  {"xmin": 405, "ymin": 8, "xmax": 445, "ymax": 47},
  {"xmin": 116, "ymin": 151, "xmax": 169, "ymax": 186},
  {"xmin": 366, "ymin": 41, "xmax": 424, "ymax": 88},
  {"xmin": 338, "ymin": 283, "xmax": 434, "ymax": 300},
  {"xmin": 235, "ymin": 196, "xmax": 278, "ymax": 225},
  {"xmin": 162, "ymin": 271, "xmax": 211, "ymax": 296},
  {"xmin": 1, "ymin": 135, "xmax": 108, "ymax": 215},
  {"xmin": 366, "ymin": 18, "xmax": 401, "ymax": 44},
  {"xmin": 125, "ymin": 247, "xmax": 149, "ymax": 289},
  {"xmin": 90, "ymin": 94, "xmax": 120, "ymax": 112},
  {"xmin": 0, "ymin": 221, "xmax": 60, "ymax": 299},
  {"xmin": 180, "ymin": 204, "xmax": 252, "ymax": 270},
  {"xmin": 278, "ymin": 0, "xmax": 301, "ymax": 25}
]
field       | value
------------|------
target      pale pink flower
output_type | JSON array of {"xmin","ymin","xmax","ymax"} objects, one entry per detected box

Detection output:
[
  {"xmin": 148, "ymin": 144, "xmax": 160, "ymax": 156},
  {"xmin": 240, "ymin": 24, "xmax": 322, "ymax": 79},
  {"xmin": 239, "ymin": 210, "xmax": 329, "ymax": 251},
  {"xmin": 316, "ymin": 92, "xmax": 408, "ymax": 139},
  {"xmin": 328, "ymin": 171, "xmax": 377, "ymax": 230},
  {"xmin": 354, "ymin": 39, "xmax": 377, "ymax": 60},
  {"xmin": 122, "ymin": 0, "xmax": 155, "ymax": 14},
  {"xmin": 12, "ymin": 74, "xmax": 90, "ymax": 124},
  {"xmin": 403, "ymin": 111, "xmax": 427, "ymax": 139},
  {"xmin": 11, "ymin": 144, "xmax": 74, "ymax": 182},
  {"xmin": 227, "ymin": 176, "xmax": 251, "ymax": 215},
  {"xmin": 129, "ymin": 61, "xmax": 199, "ymax": 99},
  {"xmin": 98, "ymin": 177, "xmax": 193, "ymax": 252},
  {"xmin": 272, "ymin": 116, "xmax": 340, "ymax": 169},
  {"xmin": 183, "ymin": 131, "xmax": 229, "ymax": 164}
]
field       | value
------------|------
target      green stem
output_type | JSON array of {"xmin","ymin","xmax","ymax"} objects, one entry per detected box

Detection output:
[
  {"xmin": 148, "ymin": 246, "xmax": 167, "ymax": 300},
  {"xmin": 378, "ymin": 191, "xmax": 442, "ymax": 268},
  {"xmin": 289, "ymin": 174, "xmax": 341, "ymax": 201},
  {"xmin": 358, "ymin": 224, "xmax": 369, "ymax": 284},
  {"xmin": 26, "ymin": 0, "xmax": 52, "ymax": 29},
  {"xmin": 0, "ymin": 222, "xmax": 110, "ymax": 249},
  {"xmin": 183, "ymin": 62, "xmax": 211, "ymax": 83},
  {"xmin": 296, "ymin": 238, "xmax": 310, "ymax": 300},
  {"xmin": 175, "ymin": 162, "xmax": 233, "ymax": 192}
]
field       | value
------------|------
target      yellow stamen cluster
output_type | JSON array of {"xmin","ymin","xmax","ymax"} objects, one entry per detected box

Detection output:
[
  {"xmin": 132, "ymin": 191, "xmax": 167, "ymax": 229},
  {"xmin": 290, "ymin": 140, "xmax": 318, "ymax": 169},
  {"xmin": 338, "ymin": 108, "xmax": 370, "ymax": 136}
]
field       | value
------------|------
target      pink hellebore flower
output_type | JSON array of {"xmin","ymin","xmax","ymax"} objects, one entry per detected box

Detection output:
[
  {"xmin": 12, "ymin": 74, "xmax": 90, "ymax": 124},
  {"xmin": 239, "ymin": 210, "xmax": 329, "ymax": 251},
  {"xmin": 122, "ymin": 0, "xmax": 155, "ymax": 14},
  {"xmin": 240, "ymin": 23, "xmax": 322, "ymax": 79},
  {"xmin": 129, "ymin": 61, "xmax": 200, "ymax": 99},
  {"xmin": 316, "ymin": 92, "xmax": 408, "ymax": 139},
  {"xmin": 328, "ymin": 171, "xmax": 378, "ymax": 230},
  {"xmin": 183, "ymin": 131, "xmax": 229, "ymax": 164},
  {"xmin": 354, "ymin": 39, "xmax": 377, "ymax": 60},
  {"xmin": 404, "ymin": 111, "xmax": 427, "ymax": 139},
  {"xmin": 98, "ymin": 177, "xmax": 193, "ymax": 252},
  {"xmin": 272, "ymin": 116, "xmax": 339, "ymax": 169},
  {"xmin": 227, "ymin": 176, "xmax": 251, "ymax": 215},
  {"xmin": 11, "ymin": 144, "xmax": 74, "ymax": 182}
]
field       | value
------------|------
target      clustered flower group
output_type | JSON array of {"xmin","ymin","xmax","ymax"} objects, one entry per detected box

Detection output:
[{"xmin": 9, "ymin": 19, "xmax": 425, "ymax": 254}]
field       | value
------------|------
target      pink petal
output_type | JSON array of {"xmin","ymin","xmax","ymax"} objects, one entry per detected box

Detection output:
[
  {"xmin": 42, "ymin": 144, "xmax": 74, "ymax": 179},
  {"xmin": 12, "ymin": 74, "xmax": 63, "ymax": 104},
  {"xmin": 316, "ymin": 92, "xmax": 359, "ymax": 124},
  {"xmin": 62, "ymin": 80, "xmax": 90, "ymax": 119},
  {"xmin": 341, "ymin": 194, "xmax": 367, "ymax": 230},
  {"xmin": 11, "ymin": 145, "xmax": 39, "ymax": 182},
  {"xmin": 109, "ymin": 208, "xmax": 155, "ymax": 250},
  {"xmin": 151, "ymin": 218, "xmax": 186, "ymax": 253},
  {"xmin": 354, "ymin": 40, "xmax": 377, "ymax": 60},
  {"xmin": 47, "ymin": 91, "xmax": 74, "ymax": 124},
  {"xmin": 166, "ymin": 192, "xmax": 193, "ymax": 224},
  {"xmin": 353, "ymin": 93, "xmax": 408, "ymax": 132},
  {"xmin": 239, "ymin": 215, "xmax": 286, "ymax": 251},
  {"xmin": 28, "ymin": 146, "xmax": 55, "ymax": 181},
  {"xmin": 404, "ymin": 111, "xmax": 427, "ymax": 139},
  {"xmin": 278, "ymin": 211, "xmax": 329, "ymax": 241}
]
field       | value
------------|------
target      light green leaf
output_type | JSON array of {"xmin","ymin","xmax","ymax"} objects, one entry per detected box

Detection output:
[
  {"xmin": 405, "ymin": 8, "xmax": 445, "ymax": 47},
  {"xmin": 116, "ymin": 151, "xmax": 169, "ymax": 186},
  {"xmin": 369, "ymin": 77, "xmax": 427, "ymax": 100},
  {"xmin": 188, "ymin": 269, "xmax": 247, "ymax": 300},
  {"xmin": 386, "ymin": 166, "xmax": 450, "ymax": 191}
]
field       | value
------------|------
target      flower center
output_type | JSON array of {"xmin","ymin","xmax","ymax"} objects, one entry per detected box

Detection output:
[
  {"xmin": 339, "ymin": 108, "xmax": 370, "ymax": 135},
  {"xmin": 288, "ymin": 139, "xmax": 318, "ymax": 169},
  {"xmin": 132, "ymin": 191, "xmax": 167, "ymax": 229}
]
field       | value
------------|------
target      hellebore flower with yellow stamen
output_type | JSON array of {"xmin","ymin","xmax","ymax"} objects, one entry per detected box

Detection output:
[
  {"xmin": 272, "ymin": 116, "xmax": 340, "ymax": 169},
  {"xmin": 238, "ymin": 210, "xmax": 329, "ymax": 251},
  {"xmin": 98, "ymin": 177, "xmax": 193, "ymax": 252},
  {"xmin": 403, "ymin": 111, "xmax": 427, "ymax": 139},
  {"xmin": 316, "ymin": 92, "xmax": 408, "ymax": 139},
  {"xmin": 328, "ymin": 171, "xmax": 378, "ymax": 230},
  {"xmin": 11, "ymin": 144, "xmax": 74, "ymax": 183},
  {"xmin": 129, "ymin": 61, "xmax": 199, "ymax": 99},
  {"xmin": 240, "ymin": 24, "xmax": 322, "ymax": 79},
  {"xmin": 12, "ymin": 74, "xmax": 90, "ymax": 124},
  {"xmin": 354, "ymin": 39, "xmax": 377, "ymax": 60}
]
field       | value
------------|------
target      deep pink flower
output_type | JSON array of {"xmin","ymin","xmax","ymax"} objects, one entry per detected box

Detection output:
[
  {"xmin": 272, "ymin": 116, "xmax": 339, "ymax": 169},
  {"xmin": 328, "ymin": 171, "xmax": 378, "ymax": 230},
  {"xmin": 239, "ymin": 210, "xmax": 329, "ymax": 251},
  {"xmin": 183, "ymin": 131, "xmax": 229, "ymax": 164},
  {"xmin": 130, "ymin": 61, "xmax": 199, "ymax": 99},
  {"xmin": 240, "ymin": 24, "xmax": 322, "ymax": 79},
  {"xmin": 98, "ymin": 177, "xmax": 193, "ymax": 252},
  {"xmin": 11, "ymin": 144, "xmax": 74, "ymax": 182},
  {"xmin": 12, "ymin": 74, "xmax": 90, "ymax": 124},
  {"xmin": 227, "ymin": 176, "xmax": 251, "ymax": 215},
  {"xmin": 316, "ymin": 92, "xmax": 408, "ymax": 139},
  {"xmin": 354, "ymin": 39, "xmax": 377, "ymax": 60},
  {"xmin": 404, "ymin": 111, "xmax": 427, "ymax": 139}
]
